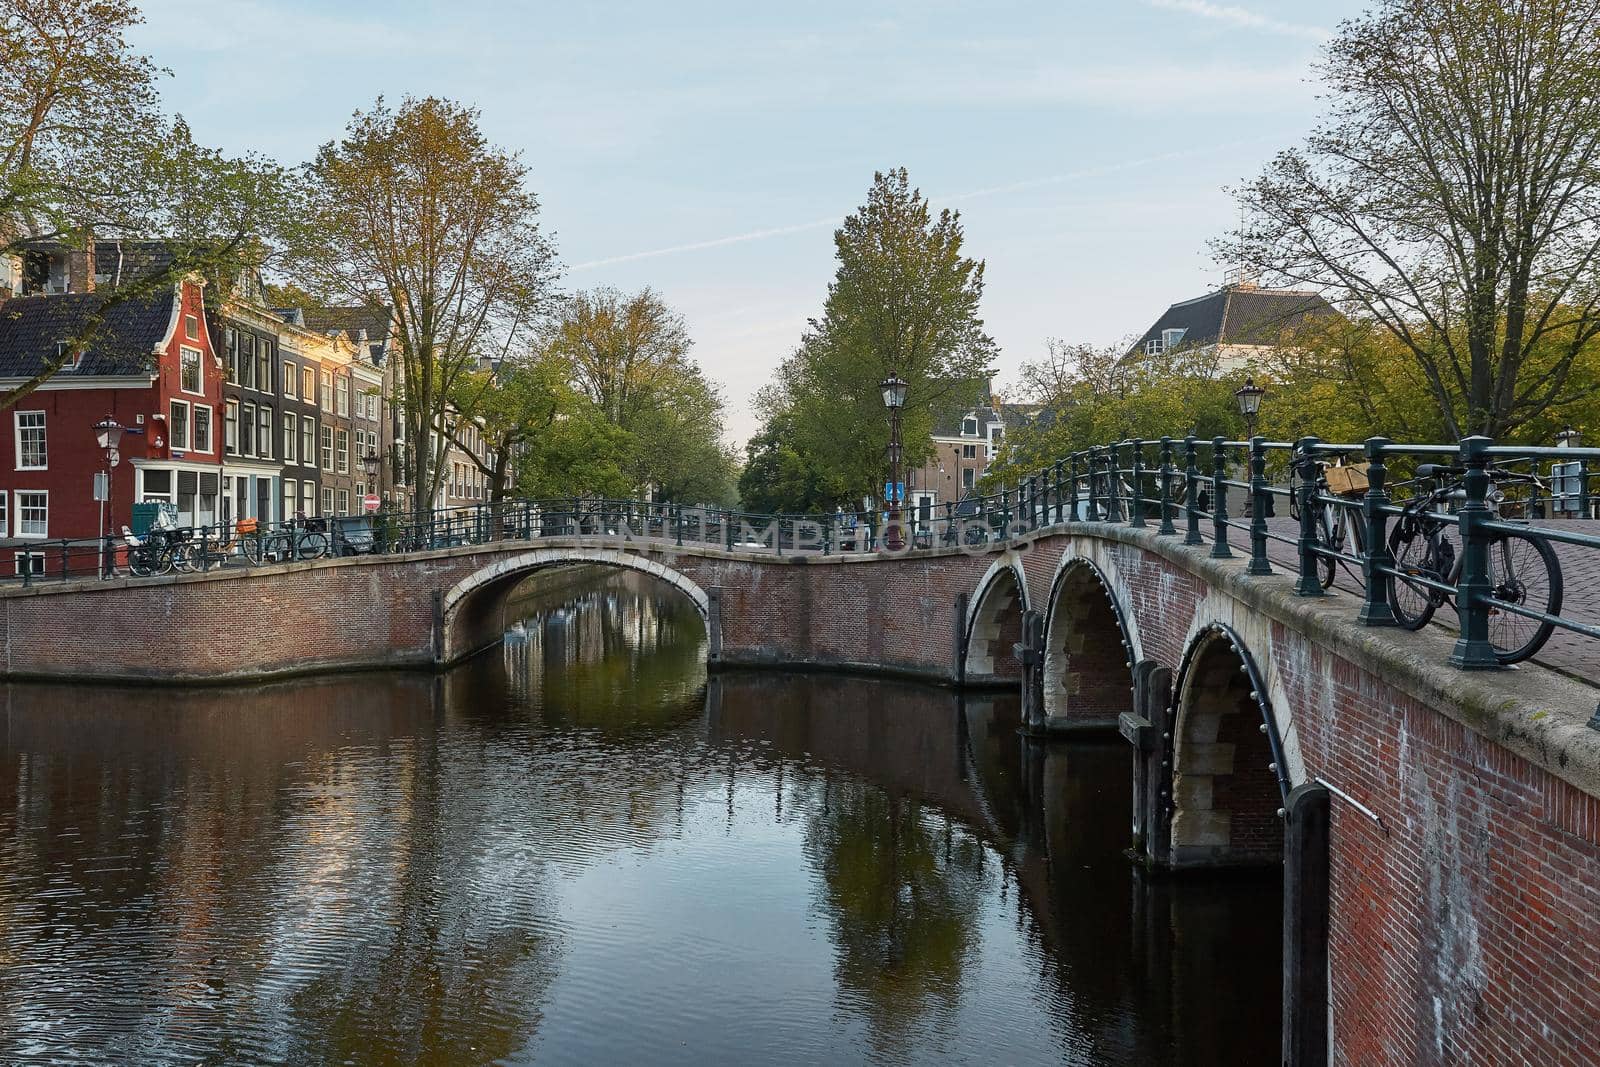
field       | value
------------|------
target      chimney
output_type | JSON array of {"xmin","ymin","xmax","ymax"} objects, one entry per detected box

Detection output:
[{"xmin": 66, "ymin": 236, "xmax": 94, "ymax": 293}]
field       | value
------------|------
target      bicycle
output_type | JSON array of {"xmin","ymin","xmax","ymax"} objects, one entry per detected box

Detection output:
[
  {"xmin": 1387, "ymin": 463, "xmax": 1562, "ymax": 664},
  {"xmin": 260, "ymin": 516, "xmax": 329, "ymax": 563},
  {"xmin": 123, "ymin": 525, "xmax": 179, "ymax": 577},
  {"xmin": 171, "ymin": 518, "xmax": 267, "ymax": 571},
  {"xmin": 1289, "ymin": 451, "xmax": 1369, "ymax": 590}
]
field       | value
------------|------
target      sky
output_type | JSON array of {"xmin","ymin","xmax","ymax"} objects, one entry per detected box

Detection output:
[{"xmin": 131, "ymin": 0, "xmax": 1369, "ymax": 443}]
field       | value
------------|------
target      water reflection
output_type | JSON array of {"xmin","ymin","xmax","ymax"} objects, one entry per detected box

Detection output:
[{"xmin": 0, "ymin": 568, "xmax": 1278, "ymax": 1065}]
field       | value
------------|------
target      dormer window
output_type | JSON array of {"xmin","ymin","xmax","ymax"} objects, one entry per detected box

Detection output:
[
  {"xmin": 55, "ymin": 342, "xmax": 79, "ymax": 370},
  {"xmin": 1162, "ymin": 327, "xmax": 1187, "ymax": 350},
  {"xmin": 962, "ymin": 417, "xmax": 978, "ymax": 436},
  {"xmin": 1144, "ymin": 338, "xmax": 1164, "ymax": 356}
]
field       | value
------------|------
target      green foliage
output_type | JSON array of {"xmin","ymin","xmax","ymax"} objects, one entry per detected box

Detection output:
[
  {"xmin": 738, "ymin": 413, "xmax": 852, "ymax": 514},
  {"xmin": 747, "ymin": 168, "xmax": 994, "ymax": 510},
  {"xmin": 515, "ymin": 407, "xmax": 635, "ymax": 500},
  {"xmin": 542, "ymin": 288, "xmax": 735, "ymax": 504},
  {"xmin": 0, "ymin": 0, "xmax": 292, "ymax": 408}
]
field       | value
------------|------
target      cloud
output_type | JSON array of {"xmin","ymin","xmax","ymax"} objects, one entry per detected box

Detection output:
[
  {"xmin": 1142, "ymin": 0, "xmax": 1331, "ymax": 41},
  {"xmin": 572, "ymin": 141, "xmax": 1273, "ymax": 272}
]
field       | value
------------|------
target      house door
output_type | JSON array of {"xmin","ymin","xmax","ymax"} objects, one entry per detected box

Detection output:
[
  {"xmin": 256, "ymin": 478, "xmax": 272, "ymax": 525},
  {"xmin": 221, "ymin": 477, "xmax": 233, "ymax": 526}
]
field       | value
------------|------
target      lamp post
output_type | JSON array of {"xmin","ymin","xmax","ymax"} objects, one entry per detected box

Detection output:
[
  {"xmin": 1234, "ymin": 377, "xmax": 1266, "ymax": 440},
  {"xmin": 881, "ymin": 375, "xmax": 908, "ymax": 550},
  {"xmin": 93, "ymin": 415, "xmax": 123, "ymax": 577}
]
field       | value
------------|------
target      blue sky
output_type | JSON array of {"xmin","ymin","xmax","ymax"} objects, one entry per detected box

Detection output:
[{"xmin": 133, "ymin": 0, "xmax": 1367, "ymax": 441}]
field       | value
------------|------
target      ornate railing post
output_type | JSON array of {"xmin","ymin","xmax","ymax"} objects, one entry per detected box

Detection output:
[
  {"xmin": 1130, "ymin": 440, "xmax": 1146, "ymax": 527},
  {"xmin": 1581, "ymin": 455, "xmax": 1592, "ymax": 519},
  {"xmin": 1293, "ymin": 437, "xmax": 1323, "ymax": 594},
  {"xmin": 1053, "ymin": 460, "xmax": 1065, "ymax": 524},
  {"xmin": 1210, "ymin": 437, "xmax": 1233, "ymax": 559},
  {"xmin": 1086, "ymin": 448, "xmax": 1100, "ymax": 521},
  {"xmin": 1158, "ymin": 436, "xmax": 1176, "ymax": 535},
  {"xmin": 1183, "ymin": 436, "xmax": 1203, "ymax": 546},
  {"xmin": 1357, "ymin": 436, "xmax": 1397, "ymax": 626},
  {"xmin": 1450, "ymin": 436, "xmax": 1500, "ymax": 668},
  {"xmin": 1105, "ymin": 444, "xmax": 1123, "ymax": 523},
  {"xmin": 1248, "ymin": 436, "xmax": 1275, "ymax": 576},
  {"xmin": 1068, "ymin": 453, "xmax": 1080, "ymax": 522}
]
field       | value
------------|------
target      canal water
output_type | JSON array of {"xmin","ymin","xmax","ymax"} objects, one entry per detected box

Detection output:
[{"xmin": 0, "ymin": 568, "xmax": 1281, "ymax": 1065}]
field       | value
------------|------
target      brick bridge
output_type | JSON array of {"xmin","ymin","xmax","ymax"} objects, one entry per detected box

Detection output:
[{"xmin": 5, "ymin": 523, "xmax": 1600, "ymax": 1065}]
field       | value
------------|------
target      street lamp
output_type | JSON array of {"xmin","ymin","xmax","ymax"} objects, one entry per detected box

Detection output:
[
  {"xmin": 1557, "ymin": 426, "xmax": 1581, "ymax": 448},
  {"xmin": 93, "ymin": 416, "xmax": 123, "ymax": 577},
  {"xmin": 881, "ymin": 375, "xmax": 908, "ymax": 550},
  {"xmin": 1234, "ymin": 377, "xmax": 1266, "ymax": 440}
]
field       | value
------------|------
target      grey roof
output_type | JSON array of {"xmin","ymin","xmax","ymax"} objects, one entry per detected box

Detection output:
[
  {"xmin": 302, "ymin": 305, "xmax": 392, "ymax": 341},
  {"xmin": 0, "ymin": 290, "xmax": 173, "ymax": 377},
  {"xmin": 92, "ymin": 240, "xmax": 178, "ymax": 286},
  {"xmin": 1131, "ymin": 284, "xmax": 1337, "ymax": 355}
]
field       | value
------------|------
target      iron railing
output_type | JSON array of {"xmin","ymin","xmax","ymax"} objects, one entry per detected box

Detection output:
[{"xmin": 10, "ymin": 439, "xmax": 1600, "ymax": 674}]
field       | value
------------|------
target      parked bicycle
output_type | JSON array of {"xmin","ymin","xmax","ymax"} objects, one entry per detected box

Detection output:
[
  {"xmin": 123, "ymin": 524, "xmax": 181, "ymax": 577},
  {"xmin": 1290, "ymin": 450, "xmax": 1370, "ymax": 590},
  {"xmin": 260, "ymin": 516, "xmax": 329, "ymax": 562},
  {"xmin": 1387, "ymin": 463, "xmax": 1562, "ymax": 664},
  {"xmin": 170, "ymin": 517, "xmax": 267, "ymax": 571}
]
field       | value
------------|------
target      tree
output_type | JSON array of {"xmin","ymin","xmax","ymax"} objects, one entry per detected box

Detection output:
[
  {"xmin": 1235, "ymin": 0, "xmax": 1600, "ymax": 439},
  {"xmin": 294, "ymin": 96, "xmax": 559, "ymax": 521},
  {"xmin": 983, "ymin": 339, "xmax": 1241, "ymax": 488},
  {"xmin": 445, "ymin": 351, "xmax": 571, "ymax": 504},
  {"xmin": 737, "ymin": 411, "xmax": 852, "ymax": 513},
  {"xmin": 514, "ymin": 407, "xmax": 635, "ymax": 500},
  {"xmin": 0, "ymin": 0, "xmax": 291, "ymax": 408},
  {"xmin": 759, "ymin": 168, "xmax": 996, "ymax": 505},
  {"xmin": 543, "ymin": 287, "xmax": 734, "ymax": 503}
]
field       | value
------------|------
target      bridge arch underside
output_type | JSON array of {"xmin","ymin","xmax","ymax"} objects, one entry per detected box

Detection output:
[
  {"xmin": 441, "ymin": 549, "xmax": 711, "ymax": 665},
  {"xmin": 1169, "ymin": 635, "xmax": 1284, "ymax": 870},
  {"xmin": 1041, "ymin": 562, "xmax": 1132, "ymax": 730},
  {"xmin": 964, "ymin": 565, "xmax": 1025, "ymax": 683}
]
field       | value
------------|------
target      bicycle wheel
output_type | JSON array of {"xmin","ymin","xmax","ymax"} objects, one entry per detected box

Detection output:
[
  {"xmin": 297, "ymin": 532, "xmax": 328, "ymax": 560},
  {"xmin": 1387, "ymin": 515, "xmax": 1446, "ymax": 631},
  {"xmin": 1317, "ymin": 504, "xmax": 1340, "ymax": 589},
  {"xmin": 240, "ymin": 536, "xmax": 265, "ymax": 566},
  {"xmin": 170, "ymin": 543, "xmax": 197, "ymax": 573},
  {"xmin": 1485, "ymin": 529, "xmax": 1562, "ymax": 664},
  {"xmin": 129, "ymin": 548, "xmax": 156, "ymax": 578}
]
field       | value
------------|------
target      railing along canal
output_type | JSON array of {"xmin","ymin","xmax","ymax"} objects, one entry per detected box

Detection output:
[{"xmin": 13, "ymin": 434, "xmax": 1600, "ymax": 675}]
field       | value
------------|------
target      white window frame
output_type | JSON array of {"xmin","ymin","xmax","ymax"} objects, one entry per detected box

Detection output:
[
  {"xmin": 321, "ymin": 486, "xmax": 334, "ymax": 515},
  {"xmin": 336, "ymin": 429, "xmax": 349, "ymax": 474},
  {"xmin": 192, "ymin": 404, "xmax": 213, "ymax": 454},
  {"xmin": 336, "ymin": 375, "xmax": 349, "ymax": 416},
  {"xmin": 320, "ymin": 370, "xmax": 333, "ymax": 412},
  {"xmin": 282, "ymin": 479, "xmax": 296, "ymax": 520},
  {"xmin": 0, "ymin": 491, "xmax": 9, "ymax": 536},
  {"xmin": 256, "ymin": 406, "xmax": 273, "ymax": 460},
  {"xmin": 15, "ymin": 490, "xmax": 47, "ymax": 538},
  {"xmin": 282, "ymin": 361, "xmax": 297, "ymax": 399},
  {"xmin": 224, "ymin": 400, "xmax": 239, "ymax": 455},
  {"xmin": 301, "ymin": 416, "xmax": 315, "ymax": 468},
  {"xmin": 169, "ymin": 399, "xmax": 190, "ymax": 452},
  {"xmin": 240, "ymin": 402, "xmax": 256, "ymax": 456},
  {"xmin": 14, "ymin": 410, "xmax": 46, "ymax": 471},
  {"xmin": 179, "ymin": 345, "xmax": 204, "ymax": 396},
  {"xmin": 283, "ymin": 412, "xmax": 297, "ymax": 463},
  {"xmin": 14, "ymin": 551, "xmax": 43, "ymax": 576},
  {"xmin": 336, "ymin": 488, "xmax": 350, "ymax": 515},
  {"xmin": 320, "ymin": 426, "xmax": 334, "ymax": 471}
]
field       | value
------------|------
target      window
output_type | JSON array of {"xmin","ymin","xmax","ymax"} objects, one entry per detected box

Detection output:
[
  {"xmin": 963, "ymin": 467, "xmax": 976, "ymax": 490},
  {"xmin": 16, "ymin": 490, "xmax": 47, "ymax": 537},
  {"xmin": 239, "ymin": 334, "xmax": 256, "ymax": 389},
  {"xmin": 256, "ymin": 406, "xmax": 272, "ymax": 459},
  {"xmin": 962, "ymin": 444, "xmax": 976, "ymax": 459},
  {"xmin": 240, "ymin": 403, "xmax": 256, "ymax": 455},
  {"xmin": 301, "ymin": 417, "xmax": 315, "ymax": 467},
  {"xmin": 1162, "ymin": 327, "xmax": 1187, "ymax": 350},
  {"xmin": 299, "ymin": 480, "xmax": 313, "ymax": 520},
  {"xmin": 283, "ymin": 479, "xmax": 296, "ymax": 521},
  {"xmin": 366, "ymin": 393, "xmax": 379, "ymax": 420},
  {"xmin": 169, "ymin": 401, "xmax": 189, "ymax": 451},
  {"xmin": 336, "ymin": 429, "xmax": 349, "ymax": 473},
  {"xmin": 14, "ymin": 552, "xmax": 43, "ymax": 576},
  {"xmin": 55, "ymin": 341, "xmax": 80, "ymax": 371},
  {"xmin": 142, "ymin": 469, "xmax": 173, "ymax": 503},
  {"xmin": 322, "ymin": 486, "xmax": 334, "ymax": 515},
  {"xmin": 258, "ymin": 340, "xmax": 273, "ymax": 393},
  {"xmin": 225, "ymin": 401, "xmax": 239, "ymax": 455},
  {"xmin": 179, "ymin": 347, "xmax": 202, "ymax": 393},
  {"xmin": 320, "ymin": 370, "xmax": 333, "ymax": 412},
  {"xmin": 302, "ymin": 367, "xmax": 315, "ymax": 402},
  {"xmin": 320, "ymin": 426, "xmax": 333, "ymax": 470},
  {"xmin": 336, "ymin": 488, "xmax": 350, "ymax": 514},
  {"xmin": 225, "ymin": 328, "xmax": 238, "ymax": 383},
  {"xmin": 283, "ymin": 413, "xmax": 296, "ymax": 462},
  {"xmin": 1144, "ymin": 338, "xmax": 1164, "ymax": 356},
  {"xmin": 184, "ymin": 314, "xmax": 199, "ymax": 340},
  {"xmin": 0, "ymin": 493, "xmax": 8, "ymax": 536},
  {"xmin": 962, "ymin": 418, "xmax": 978, "ymax": 436},
  {"xmin": 336, "ymin": 375, "xmax": 349, "ymax": 416},
  {"xmin": 193, "ymin": 406, "xmax": 212, "ymax": 453},
  {"xmin": 283, "ymin": 361, "xmax": 296, "ymax": 399},
  {"xmin": 14, "ymin": 411, "xmax": 46, "ymax": 470},
  {"xmin": 990, "ymin": 426, "xmax": 1003, "ymax": 443}
]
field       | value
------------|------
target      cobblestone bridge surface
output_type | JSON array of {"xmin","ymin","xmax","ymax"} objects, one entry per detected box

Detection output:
[{"xmin": 5, "ymin": 523, "xmax": 1600, "ymax": 1065}]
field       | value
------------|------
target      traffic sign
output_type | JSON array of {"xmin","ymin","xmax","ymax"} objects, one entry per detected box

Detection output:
[{"xmin": 363, "ymin": 493, "xmax": 380, "ymax": 513}]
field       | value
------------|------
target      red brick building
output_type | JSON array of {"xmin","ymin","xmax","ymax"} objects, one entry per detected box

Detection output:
[{"xmin": 0, "ymin": 277, "xmax": 223, "ymax": 571}]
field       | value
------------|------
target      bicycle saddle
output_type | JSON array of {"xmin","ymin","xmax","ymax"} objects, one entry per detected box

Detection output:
[{"xmin": 1415, "ymin": 463, "xmax": 1460, "ymax": 480}]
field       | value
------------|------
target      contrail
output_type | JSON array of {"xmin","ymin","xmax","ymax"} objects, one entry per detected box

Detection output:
[
  {"xmin": 570, "ymin": 140, "xmax": 1272, "ymax": 272},
  {"xmin": 1141, "ymin": 0, "xmax": 1330, "ymax": 42}
]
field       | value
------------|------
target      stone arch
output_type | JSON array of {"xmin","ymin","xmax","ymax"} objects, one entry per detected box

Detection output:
[
  {"xmin": 440, "ymin": 547, "xmax": 711, "ymax": 664},
  {"xmin": 963, "ymin": 557, "xmax": 1029, "ymax": 681},
  {"xmin": 1167, "ymin": 624, "xmax": 1288, "ymax": 869},
  {"xmin": 1040, "ymin": 557, "xmax": 1137, "ymax": 729}
]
